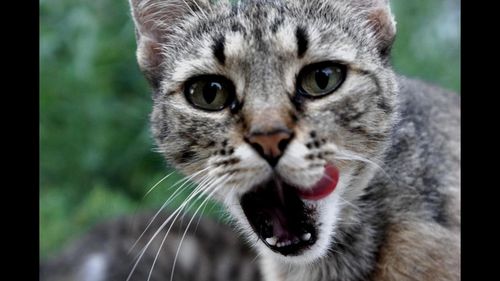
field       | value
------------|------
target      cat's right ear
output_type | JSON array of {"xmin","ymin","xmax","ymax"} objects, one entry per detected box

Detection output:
[
  {"xmin": 355, "ymin": 0, "xmax": 396, "ymax": 60},
  {"xmin": 128, "ymin": 0, "xmax": 208, "ymax": 87}
]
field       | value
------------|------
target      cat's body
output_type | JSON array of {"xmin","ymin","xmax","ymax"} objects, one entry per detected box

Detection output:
[
  {"xmin": 41, "ymin": 0, "xmax": 460, "ymax": 280},
  {"xmin": 40, "ymin": 212, "xmax": 261, "ymax": 281}
]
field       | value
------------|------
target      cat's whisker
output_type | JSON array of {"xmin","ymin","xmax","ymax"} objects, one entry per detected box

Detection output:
[
  {"xmin": 250, "ymin": 251, "xmax": 263, "ymax": 265},
  {"xmin": 129, "ymin": 168, "xmax": 211, "ymax": 254},
  {"xmin": 181, "ymin": 176, "xmax": 220, "ymax": 226},
  {"xmin": 326, "ymin": 228, "xmax": 351, "ymax": 257},
  {"xmin": 162, "ymin": 173, "xmax": 217, "ymax": 233},
  {"xmin": 327, "ymin": 243, "xmax": 344, "ymax": 256},
  {"xmin": 143, "ymin": 170, "xmax": 176, "ymax": 198},
  {"xmin": 338, "ymin": 195, "xmax": 362, "ymax": 214},
  {"xmin": 334, "ymin": 150, "xmax": 403, "ymax": 189},
  {"xmin": 193, "ymin": 179, "xmax": 226, "ymax": 229},
  {"xmin": 146, "ymin": 173, "xmax": 223, "ymax": 253},
  {"xmin": 163, "ymin": 167, "xmax": 213, "ymax": 202},
  {"xmin": 127, "ymin": 174, "xmax": 218, "ymax": 281},
  {"xmin": 193, "ymin": 198, "xmax": 210, "ymax": 234},
  {"xmin": 169, "ymin": 176, "xmax": 230, "ymax": 281},
  {"xmin": 147, "ymin": 176, "xmax": 225, "ymax": 281},
  {"xmin": 146, "ymin": 191, "xmax": 211, "ymax": 281},
  {"xmin": 336, "ymin": 149, "xmax": 423, "ymax": 197},
  {"xmin": 178, "ymin": 171, "xmax": 225, "ymax": 222},
  {"xmin": 129, "ymin": 181, "xmax": 197, "ymax": 254},
  {"xmin": 127, "ymin": 207, "xmax": 183, "ymax": 281}
]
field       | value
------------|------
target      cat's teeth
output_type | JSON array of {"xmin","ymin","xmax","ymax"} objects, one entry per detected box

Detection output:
[
  {"xmin": 272, "ymin": 238, "xmax": 302, "ymax": 248},
  {"xmin": 271, "ymin": 238, "xmax": 304, "ymax": 248},
  {"xmin": 267, "ymin": 235, "xmax": 306, "ymax": 247},
  {"xmin": 265, "ymin": 237, "xmax": 278, "ymax": 246},
  {"xmin": 301, "ymin": 233, "xmax": 311, "ymax": 241}
]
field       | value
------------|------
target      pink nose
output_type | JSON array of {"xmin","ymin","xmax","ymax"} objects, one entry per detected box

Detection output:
[{"xmin": 246, "ymin": 129, "xmax": 293, "ymax": 167}]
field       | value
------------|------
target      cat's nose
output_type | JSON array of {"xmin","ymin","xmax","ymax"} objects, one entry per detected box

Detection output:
[{"xmin": 245, "ymin": 129, "xmax": 293, "ymax": 167}]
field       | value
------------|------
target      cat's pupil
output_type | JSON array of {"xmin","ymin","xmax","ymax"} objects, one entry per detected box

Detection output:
[
  {"xmin": 203, "ymin": 82, "xmax": 221, "ymax": 104},
  {"xmin": 315, "ymin": 68, "xmax": 331, "ymax": 90}
]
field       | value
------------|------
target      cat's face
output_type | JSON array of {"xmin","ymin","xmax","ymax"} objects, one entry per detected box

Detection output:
[{"xmin": 130, "ymin": 0, "xmax": 397, "ymax": 264}]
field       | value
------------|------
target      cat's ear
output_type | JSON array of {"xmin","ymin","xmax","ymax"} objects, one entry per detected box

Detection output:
[
  {"xmin": 128, "ymin": 0, "xmax": 209, "ymax": 86},
  {"xmin": 359, "ymin": 0, "xmax": 397, "ymax": 58}
]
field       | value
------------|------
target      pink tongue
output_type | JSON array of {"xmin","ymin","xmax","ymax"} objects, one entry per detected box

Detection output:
[{"xmin": 296, "ymin": 164, "xmax": 339, "ymax": 200}]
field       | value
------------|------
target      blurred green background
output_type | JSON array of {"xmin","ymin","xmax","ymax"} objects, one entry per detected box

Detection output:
[{"xmin": 40, "ymin": 0, "xmax": 460, "ymax": 259}]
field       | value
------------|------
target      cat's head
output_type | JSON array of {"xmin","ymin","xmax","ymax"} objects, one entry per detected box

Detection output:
[{"xmin": 130, "ymin": 0, "xmax": 398, "ymax": 264}]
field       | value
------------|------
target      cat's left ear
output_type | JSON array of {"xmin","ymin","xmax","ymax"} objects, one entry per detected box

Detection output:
[
  {"xmin": 362, "ymin": 0, "xmax": 397, "ymax": 58},
  {"xmin": 128, "ymin": 0, "xmax": 211, "ymax": 87}
]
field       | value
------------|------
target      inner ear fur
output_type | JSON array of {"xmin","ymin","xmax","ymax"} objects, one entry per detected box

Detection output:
[
  {"xmin": 345, "ymin": 0, "xmax": 396, "ymax": 58},
  {"xmin": 367, "ymin": 6, "xmax": 396, "ymax": 58}
]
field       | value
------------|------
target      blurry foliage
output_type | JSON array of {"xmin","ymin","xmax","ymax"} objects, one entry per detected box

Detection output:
[
  {"xmin": 391, "ymin": 0, "xmax": 460, "ymax": 92},
  {"xmin": 40, "ymin": 0, "xmax": 460, "ymax": 258}
]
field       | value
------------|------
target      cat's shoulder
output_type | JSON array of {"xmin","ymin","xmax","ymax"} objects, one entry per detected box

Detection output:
[
  {"xmin": 380, "ymin": 75, "xmax": 460, "ymax": 228},
  {"xmin": 392, "ymin": 75, "xmax": 460, "ymax": 150},
  {"xmin": 396, "ymin": 75, "xmax": 460, "ymax": 119}
]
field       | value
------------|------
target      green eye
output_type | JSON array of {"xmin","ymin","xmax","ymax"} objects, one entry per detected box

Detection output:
[
  {"xmin": 298, "ymin": 62, "xmax": 346, "ymax": 97},
  {"xmin": 184, "ymin": 75, "xmax": 235, "ymax": 111}
]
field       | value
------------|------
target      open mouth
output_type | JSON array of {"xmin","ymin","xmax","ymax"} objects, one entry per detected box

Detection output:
[{"xmin": 240, "ymin": 164, "xmax": 339, "ymax": 256}]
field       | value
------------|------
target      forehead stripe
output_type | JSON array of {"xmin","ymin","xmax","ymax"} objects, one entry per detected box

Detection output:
[
  {"xmin": 213, "ymin": 35, "xmax": 226, "ymax": 65},
  {"xmin": 296, "ymin": 26, "xmax": 308, "ymax": 58}
]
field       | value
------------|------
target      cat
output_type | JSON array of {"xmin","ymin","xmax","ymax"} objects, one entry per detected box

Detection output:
[
  {"xmin": 40, "ymin": 212, "xmax": 261, "ymax": 281},
  {"xmin": 40, "ymin": 0, "xmax": 460, "ymax": 280}
]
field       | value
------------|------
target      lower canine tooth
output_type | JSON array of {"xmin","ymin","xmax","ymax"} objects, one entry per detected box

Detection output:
[
  {"xmin": 266, "ymin": 237, "xmax": 278, "ymax": 246},
  {"xmin": 301, "ymin": 233, "xmax": 311, "ymax": 241}
]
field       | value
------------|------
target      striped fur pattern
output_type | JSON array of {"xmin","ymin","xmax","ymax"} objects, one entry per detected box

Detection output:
[{"xmin": 41, "ymin": 1, "xmax": 460, "ymax": 280}]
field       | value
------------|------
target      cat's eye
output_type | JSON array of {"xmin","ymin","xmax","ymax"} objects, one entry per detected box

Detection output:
[
  {"xmin": 184, "ymin": 75, "xmax": 235, "ymax": 111},
  {"xmin": 297, "ymin": 62, "xmax": 346, "ymax": 97}
]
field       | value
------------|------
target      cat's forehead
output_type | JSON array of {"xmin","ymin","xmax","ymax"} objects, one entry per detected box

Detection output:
[
  {"xmin": 182, "ymin": 1, "xmax": 356, "ymax": 53},
  {"xmin": 164, "ymin": 2, "xmax": 361, "ymax": 88}
]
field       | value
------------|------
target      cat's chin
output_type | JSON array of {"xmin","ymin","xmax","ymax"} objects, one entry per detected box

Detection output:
[{"xmin": 239, "ymin": 164, "xmax": 340, "ymax": 258}]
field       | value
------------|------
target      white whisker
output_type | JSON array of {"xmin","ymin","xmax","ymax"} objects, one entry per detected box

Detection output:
[
  {"xmin": 193, "ymin": 199, "xmax": 210, "ymax": 234},
  {"xmin": 143, "ymin": 170, "xmax": 176, "ymax": 198},
  {"xmin": 145, "ymin": 174, "xmax": 227, "ymax": 281},
  {"xmin": 335, "ymin": 150, "xmax": 403, "ymax": 189},
  {"xmin": 146, "ymin": 176, "xmax": 223, "ymax": 281},
  {"xmin": 129, "ymin": 168, "xmax": 210, "ymax": 254},
  {"xmin": 169, "ymin": 175, "xmax": 230, "ymax": 281},
  {"xmin": 126, "ymin": 173, "xmax": 218, "ymax": 281},
  {"xmin": 338, "ymin": 195, "xmax": 362, "ymax": 213}
]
